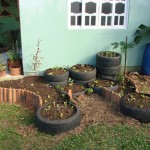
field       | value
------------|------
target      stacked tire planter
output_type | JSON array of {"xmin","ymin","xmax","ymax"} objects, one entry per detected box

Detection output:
[
  {"xmin": 120, "ymin": 93, "xmax": 150, "ymax": 123},
  {"xmin": 35, "ymin": 102, "xmax": 82, "ymax": 134},
  {"xmin": 44, "ymin": 68, "xmax": 69, "ymax": 86},
  {"xmin": 96, "ymin": 51, "xmax": 121, "ymax": 80},
  {"xmin": 69, "ymin": 64, "xmax": 96, "ymax": 84}
]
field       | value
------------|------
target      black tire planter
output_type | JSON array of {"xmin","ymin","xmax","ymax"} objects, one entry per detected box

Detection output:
[
  {"xmin": 69, "ymin": 67, "xmax": 96, "ymax": 81},
  {"xmin": 97, "ymin": 65, "xmax": 121, "ymax": 76},
  {"xmin": 98, "ymin": 74, "xmax": 116, "ymax": 81},
  {"xmin": 44, "ymin": 79, "xmax": 68, "ymax": 86},
  {"xmin": 74, "ymin": 77, "xmax": 96, "ymax": 84},
  {"xmin": 96, "ymin": 51, "xmax": 121, "ymax": 67},
  {"xmin": 87, "ymin": 83, "xmax": 118, "ymax": 95},
  {"xmin": 35, "ymin": 104, "xmax": 82, "ymax": 134},
  {"xmin": 44, "ymin": 69, "xmax": 69, "ymax": 82},
  {"xmin": 120, "ymin": 95, "xmax": 150, "ymax": 123}
]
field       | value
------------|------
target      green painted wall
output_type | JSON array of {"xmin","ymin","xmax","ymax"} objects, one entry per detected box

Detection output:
[
  {"xmin": 19, "ymin": 0, "xmax": 150, "ymax": 74},
  {"xmin": 0, "ymin": 0, "xmax": 20, "ymax": 48}
]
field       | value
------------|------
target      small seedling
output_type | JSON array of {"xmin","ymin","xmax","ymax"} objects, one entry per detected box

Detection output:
[
  {"xmin": 60, "ymin": 113, "xmax": 63, "ymax": 118},
  {"xmin": 94, "ymin": 80, "xmax": 98, "ymax": 84},
  {"xmin": 86, "ymin": 88, "xmax": 94, "ymax": 94},
  {"xmin": 68, "ymin": 78, "xmax": 74, "ymax": 86}
]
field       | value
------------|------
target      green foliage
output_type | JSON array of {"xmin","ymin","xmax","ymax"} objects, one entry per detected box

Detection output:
[
  {"xmin": 0, "ymin": 63, "xmax": 5, "ymax": 72},
  {"xmin": 68, "ymin": 78, "xmax": 74, "ymax": 86},
  {"xmin": 111, "ymin": 41, "xmax": 134, "ymax": 53},
  {"xmin": 111, "ymin": 38, "xmax": 134, "ymax": 75},
  {"xmin": 134, "ymin": 24, "xmax": 150, "ymax": 44},
  {"xmin": 0, "ymin": 54, "xmax": 6, "ymax": 72},
  {"xmin": 85, "ymin": 88, "xmax": 94, "ymax": 94},
  {"xmin": 115, "ymin": 74, "xmax": 124, "ymax": 84},
  {"xmin": 7, "ymin": 50, "xmax": 20, "ymax": 61}
]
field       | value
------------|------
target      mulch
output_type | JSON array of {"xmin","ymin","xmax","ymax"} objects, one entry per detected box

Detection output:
[{"xmin": 0, "ymin": 76, "xmax": 144, "ymax": 140}]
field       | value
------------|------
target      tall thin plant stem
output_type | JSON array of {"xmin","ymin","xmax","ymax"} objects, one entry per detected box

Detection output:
[{"xmin": 124, "ymin": 36, "xmax": 128, "ymax": 76}]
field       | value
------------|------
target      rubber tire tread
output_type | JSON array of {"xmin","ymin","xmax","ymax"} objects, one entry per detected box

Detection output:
[
  {"xmin": 44, "ymin": 70, "xmax": 69, "ymax": 82},
  {"xmin": 97, "ymin": 65, "xmax": 120, "ymax": 76},
  {"xmin": 97, "ymin": 74, "xmax": 116, "ymax": 81},
  {"xmin": 74, "ymin": 77, "xmax": 96, "ymax": 84},
  {"xmin": 96, "ymin": 51, "xmax": 121, "ymax": 67},
  {"xmin": 44, "ymin": 79, "xmax": 68, "ymax": 86},
  {"xmin": 120, "ymin": 95, "xmax": 150, "ymax": 123},
  {"xmin": 35, "ymin": 104, "xmax": 82, "ymax": 134},
  {"xmin": 69, "ymin": 68, "xmax": 96, "ymax": 81}
]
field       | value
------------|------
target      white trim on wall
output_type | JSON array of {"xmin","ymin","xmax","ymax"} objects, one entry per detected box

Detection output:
[{"xmin": 68, "ymin": 0, "xmax": 129, "ymax": 29}]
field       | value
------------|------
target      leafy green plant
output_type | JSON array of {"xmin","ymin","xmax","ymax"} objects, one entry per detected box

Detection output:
[
  {"xmin": 7, "ymin": 50, "xmax": 20, "ymax": 61},
  {"xmin": 111, "ymin": 37, "xmax": 134, "ymax": 75},
  {"xmin": 85, "ymin": 88, "xmax": 94, "ymax": 94},
  {"xmin": 0, "ymin": 54, "xmax": 6, "ymax": 72},
  {"xmin": 68, "ymin": 78, "xmax": 74, "ymax": 86},
  {"xmin": 134, "ymin": 24, "xmax": 150, "ymax": 44}
]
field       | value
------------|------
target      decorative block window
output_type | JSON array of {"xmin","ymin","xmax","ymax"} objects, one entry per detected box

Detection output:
[{"xmin": 68, "ymin": 0, "xmax": 129, "ymax": 29}]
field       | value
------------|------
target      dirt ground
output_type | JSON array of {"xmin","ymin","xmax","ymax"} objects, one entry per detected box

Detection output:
[{"xmin": 0, "ymin": 76, "xmax": 143, "ymax": 140}]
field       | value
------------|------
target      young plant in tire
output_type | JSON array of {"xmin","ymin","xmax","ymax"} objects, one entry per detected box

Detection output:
[
  {"xmin": 68, "ymin": 78, "xmax": 74, "ymax": 86},
  {"xmin": 85, "ymin": 88, "xmax": 94, "ymax": 95},
  {"xmin": 71, "ymin": 64, "xmax": 94, "ymax": 72},
  {"xmin": 89, "ymin": 79, "xmax": 116, "ymax": 88},
  {"xmin": 46, "ymin": 67, "xmax": 67, "ymax": 76}
]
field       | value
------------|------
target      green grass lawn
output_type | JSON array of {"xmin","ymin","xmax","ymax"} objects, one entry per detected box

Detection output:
[{"xmin": 0, "ymin": 103, "xmax": 149, "ymax": 150}]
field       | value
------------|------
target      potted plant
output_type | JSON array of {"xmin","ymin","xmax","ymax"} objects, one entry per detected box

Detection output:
[
  {"xmin": 0, "ymin": 63, "xmax": 6, "ymax": 77},
  {"xmin": 8, "ymin": 49, "xmax": 22, "ymax": 76},
  {"xmin": 69, "ymin": 64, "xmax": 96, "ymax": 83},
  {"xmin": 6, "ymin": 30, "xmax": 22, "ymax": 71},
  {"xmin": 9, "ymin": 65, "xmax": 22, "ymax": 76},
  {"xmin": 35, "ymin": 97, "xmax": 82, "ymax": 134},
  {"xmin": 7, "ymin": 50, "xmax": 22, "ymax": 70},
  {"xmin": 0, "ymin": 54, "xmax": 6, "ymax": 77},
  {"xmin": 120, "ymin": 93, "xmax": 150, "ymax": 123},
  {"xmin": 134, "ymin": 24, "xmax": 150, "ymax": 75},
  {"xmin": 44, "ymin": 67, "xmax": 69, "ymax": 86}
]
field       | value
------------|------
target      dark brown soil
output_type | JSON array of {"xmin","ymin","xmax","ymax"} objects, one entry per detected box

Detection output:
[
  {"xmin": 0, "ymin": 76, "xmax": 147, "ymax": 139},
  {"xmin": 71, "ymin": 64, "xmax": 94, "ymax": 72},
  {"xmin": 0, "ymin": 76, "xmax": 59, "ymax": 105},
  {"xmin": 123, "ymin": 93, "xmax": 150, "ymax": 109},
  {"xmin": 41, "ymin": 102, "xmax": 75, "ymax": 120},
  {"xmin": 60, "ymin": 83, "xmax": 85, "ymax": 93},
  {"xmin": 88, "ymin": 79, "xmax": 116, "ymax": 88},
  {"xmin": 45, "ymin": 68, "xmax": 67, "ymax": 75}
]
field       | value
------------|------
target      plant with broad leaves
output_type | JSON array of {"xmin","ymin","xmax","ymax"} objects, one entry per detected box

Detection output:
[
  {"xmin": 134, "ymin": 24, "xmax": 150, "ymax": 44},
  {"xmin": 111, "ymin": 37, "xmax": 134, "ymax": 76}
]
